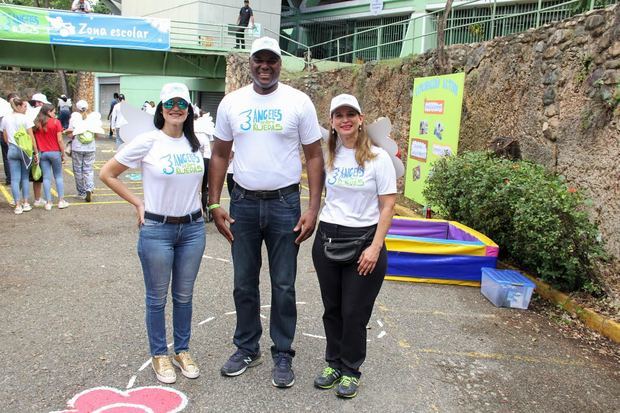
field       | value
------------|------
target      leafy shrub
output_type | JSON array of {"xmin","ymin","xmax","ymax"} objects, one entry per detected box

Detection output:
[{"xmin": 423, "ymin": 151, "xmax": 605, "ymax": 291}]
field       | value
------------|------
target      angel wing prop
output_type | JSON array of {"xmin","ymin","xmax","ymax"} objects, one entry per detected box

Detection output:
[
  {"xmin": 119, "ymin": 103, "xmax": 156, "ymax": 145},
  {"xmin": 194, "ymin": 112, "xmax": 215, "ymax": 135},
  {"xmin": 0, "ymin": 97, "xmax": 11, "ymax": 118},
  {"xmin": 366, "ymin": 117, "xmax": 404, "ymax": 178},
  {"xmin": 71, "ymin": 112, "xmax": 105, "ymax": 136}
]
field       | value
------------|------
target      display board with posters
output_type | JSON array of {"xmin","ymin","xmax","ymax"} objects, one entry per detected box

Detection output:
[{"xmin": 404, "ymin": 73, "xmax": 465, "ymax": 205}]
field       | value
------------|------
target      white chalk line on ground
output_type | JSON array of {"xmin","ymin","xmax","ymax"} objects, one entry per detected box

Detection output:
[{"xmin": 124, "ymin": 275, "xmax": 377, "ymax": 389}]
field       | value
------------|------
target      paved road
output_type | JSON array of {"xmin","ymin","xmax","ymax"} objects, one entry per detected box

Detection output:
[{"xmin": 1, "ymin": 138, "xmax": 618, "ymax": 412}]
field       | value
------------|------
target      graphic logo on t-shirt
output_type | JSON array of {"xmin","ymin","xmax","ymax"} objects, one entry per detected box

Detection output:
[
  {"xmin": 327, "ymin": 166, "xmax": 365, "ymax": 187},
  {"xmin": 239, "ymin": 108, "xmax": 283, "ymax": 132},
  {"xmin": 160, "ymin": 153, "xmax": 203, "ymax": 175}
]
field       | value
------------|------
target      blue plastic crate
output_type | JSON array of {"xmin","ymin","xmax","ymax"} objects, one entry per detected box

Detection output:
[{"xmin": 481, "ymin": 268, "xmax": 536, "ymax": 309}]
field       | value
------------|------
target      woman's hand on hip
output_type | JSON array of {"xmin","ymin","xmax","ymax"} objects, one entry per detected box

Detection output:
[
  {"xmin": 135, "ymin": 202, "xmax": 145, "ymax": 227},
  {"xmin": 357, "ymin": 244, "xmax": 381, "ymax": 276}
]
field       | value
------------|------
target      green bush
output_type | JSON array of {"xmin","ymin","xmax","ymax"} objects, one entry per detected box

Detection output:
[{"xmin": 423, "ymin": 151, "xmax": 605, "ymax": 292}]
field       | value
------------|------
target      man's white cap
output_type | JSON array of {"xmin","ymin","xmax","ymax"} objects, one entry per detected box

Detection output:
[
  {"xmin": 31, "ymin": 93, "xmax": 50, "ymax": 104},
  {"xmin": 250, "ymin": 37, "xmax": 281, "ymax": 57},
  {"xmin": 330, "ymin": 94, "xmax": 361, "ymax": 115},
  {"xmin": 76, "ymin": 100, "xmax": 88, "ymax": 111},
  {"xmin": 160, "ymin": 82, "xmax": 191, "ymax": 104}
]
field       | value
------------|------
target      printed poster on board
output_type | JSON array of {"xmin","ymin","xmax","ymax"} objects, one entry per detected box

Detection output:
[{"xmin": 404, "ymin": 73, "xmax": 465, "ymax": 205}]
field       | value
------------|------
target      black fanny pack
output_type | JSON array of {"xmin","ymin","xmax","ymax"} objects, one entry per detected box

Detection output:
[{"xmin": 321, "ymin": 228, "xmax": 375, "ymax": 264}]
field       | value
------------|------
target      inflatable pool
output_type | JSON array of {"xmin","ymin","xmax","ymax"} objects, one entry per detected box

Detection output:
[{"xmin": 385, "ymin": 216, "xmax": 499, "ymax": 286}]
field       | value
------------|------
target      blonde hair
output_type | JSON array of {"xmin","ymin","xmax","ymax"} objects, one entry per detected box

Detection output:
[
  {"xmin": 326, "ymin": 123, "xmax": 377, "ymax": 170},
  {"xmin": 10, "ymin": 97, "xmax": 25, "ymax": 112}
]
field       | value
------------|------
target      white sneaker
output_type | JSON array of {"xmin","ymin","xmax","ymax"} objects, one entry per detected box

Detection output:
[
  {"xmin": 44, "ymin": 202, "xmax": 52, "ymax": 211},
  {"xmin": 22, "ymin": 203, "xmax": 32, "ymax": 212},
  {"xmin": 33, "ymin": 199, "xmax": 45, "ymax": 207},
  {"xmin": 58, "ymin": 200, "xmax": 69, "ymax": 209},
  {"xmin": 14, "ymin": 205, "xmax": 23, "ymax": 215}
]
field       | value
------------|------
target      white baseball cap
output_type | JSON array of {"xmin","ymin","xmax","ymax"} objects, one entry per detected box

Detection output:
[
  {"xmin": 76, "ymin": 100, "xmax": 88, "ymax": 111},
  {"xmin": 31, "ymin": 93, "xmax": 50, "ymax": 104},
  {"xmin": 329, "ymin": 94, "xmax": 361, "ymax": 115},
  {"xmin": 250, "ymin": 37, "xmax": 281, "ymax": 57},
  {"xmin": 160, "ymin": 82, "xmax": 191, "ymax": 104}
]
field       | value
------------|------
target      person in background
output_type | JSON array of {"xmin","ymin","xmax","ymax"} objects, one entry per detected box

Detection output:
[
  {"xmin": 2, "ymin": 97, "xmax": 38, "ymax": 214},
  {"xmin": 71, "ymin": 0, "xmax": 92, "ymax": 13},
  {"xmin": 110, "ymin": 93, "xmax": 127, "ymax": 148},
  {"xmin": 311, "ymin": 94, "xmax": 396, "ymax": 399},
  {"xmin": 68, "ymin": 100, "xmax": 96, "ymax": 202},
  {"xmin": 208, "ymin": 37, "xmax": 324, "ymax": 389},
  {"xmin": 235, "ymin": 0, "xmax": 254, "ymax": 49},
  {"xmin": 108, "ymin": 92, "xmax": 119, "ymax": 140},
  {"xmin": 100, "ymin": 82, "xmax": 206, "ymax": 385},
  {"xmin": 33, "ymin": 104, "xmax": 69, "ymax": 210},
  {"xmin": 57, "ymin": 95, "xmax": 72, "ymax": 130},
  {"xmin": 0, "ymin": 92, "xmax": 18, "ymax": 187},
  {"xmin": 30, "ymin": 93, "xmax": 50, "ymax": 208}
]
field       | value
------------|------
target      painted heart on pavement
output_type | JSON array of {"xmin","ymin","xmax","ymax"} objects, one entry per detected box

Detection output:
[{"xmin": 51, "ymin": 386, "xmax": 188, "ymax": 413}]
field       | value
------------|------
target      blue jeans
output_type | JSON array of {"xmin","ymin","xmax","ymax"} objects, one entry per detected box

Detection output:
[
  {"xmin": 137, "ymin": 215, "xmax": 206, "ymax": 356},
  {"xmin": 40, "ymin": 151, "xmax": 64, "ymax": 201},
  {"xmin": 7, "ymin": 144, "xmax": 30, "ymax": 203},
  {"xmin": 229, "ymin": 185, "xmax": 301, "ymax": 358}
]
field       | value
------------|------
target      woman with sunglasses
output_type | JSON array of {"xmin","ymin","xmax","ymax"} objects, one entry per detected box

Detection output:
[{"xmin": 100, "ymin": 83, "xmax": 206, "ymax": 384}]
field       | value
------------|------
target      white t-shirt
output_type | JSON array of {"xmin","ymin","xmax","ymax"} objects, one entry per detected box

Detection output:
[
  {"xmin": 319, "ymin": 145, "xmax": 397, "ymax": 227},
  {"xmin": 2, "ymin": 112, "xmax": 34, "ymax": 146},
  {"xmin": 215, "ymin": 83, "xmax": 321, "ymax": 190},
  {"xmin": 110, "ymin": 102, "xmax": 127, "ymax": 130},
  {"xmin": 115, "ymin": 129, "xmax": 203, "ymax": 216},
  {"xmin": 69, "ymin": 113, "xmax": 96, "ymax": 152}
]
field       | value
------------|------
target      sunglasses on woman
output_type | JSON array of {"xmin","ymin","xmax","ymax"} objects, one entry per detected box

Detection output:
[{"xmin": 162, "ymin": 98, "xmax": 189, "ymax": 110}]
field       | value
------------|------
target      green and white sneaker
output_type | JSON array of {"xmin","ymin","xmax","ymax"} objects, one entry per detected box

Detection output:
[
  {"xmin": 314, "ymin": 366, "xmax": 342, "ymax": 389},
  {"xmin": 336, "ymin": 375, "xmax": 360, "ymax": 398}
]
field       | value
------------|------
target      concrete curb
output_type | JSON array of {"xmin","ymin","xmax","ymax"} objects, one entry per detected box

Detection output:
[{"xmin": 393, "ymin": 203, "xmax": 620, "ymax": 344}]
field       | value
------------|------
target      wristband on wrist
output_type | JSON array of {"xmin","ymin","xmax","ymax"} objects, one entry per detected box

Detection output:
[{"xmin": 207, "ymin": 203, "xmax": 221, "ymax": 211}]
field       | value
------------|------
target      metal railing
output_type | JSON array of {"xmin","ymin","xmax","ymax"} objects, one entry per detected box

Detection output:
[
  {"xmin": 290, "ymin": 0, "xmax": 618, "ymax": 65},
  {"xmin": 169, "ymin": 20, "xmax": 246, "ymax": 51}
]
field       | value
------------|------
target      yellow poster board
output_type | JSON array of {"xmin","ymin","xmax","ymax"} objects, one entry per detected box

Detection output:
[{"xmin": 404, "ymin": 73, "xmax": 465, "ymax": 204}]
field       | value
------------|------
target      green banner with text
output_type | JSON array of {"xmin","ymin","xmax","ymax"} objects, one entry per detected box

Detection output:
[{"xmin": 404, "ymin": 73, "xmax": 465, "ymax": 205}]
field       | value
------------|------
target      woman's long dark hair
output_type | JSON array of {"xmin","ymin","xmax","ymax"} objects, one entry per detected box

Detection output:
[
  {"xmin": 34, "ymin": 104, "xmax": 55, "ymax": 133},
  {"xmin": 154, "ymin": 102, "xmax": 200, "ymax": 152}
]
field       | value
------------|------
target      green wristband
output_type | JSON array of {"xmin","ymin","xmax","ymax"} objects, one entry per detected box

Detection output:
[{"xmin": 207, "ymin": 203, "xmax": 221, "ymax": 211}]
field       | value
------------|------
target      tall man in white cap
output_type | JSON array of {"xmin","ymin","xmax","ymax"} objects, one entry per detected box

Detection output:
[{"xmin": 208, "ymin": 36, "xmax": 324, "ymax": 388}]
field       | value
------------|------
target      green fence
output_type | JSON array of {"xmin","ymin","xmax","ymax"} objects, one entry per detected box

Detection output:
[{"xmin": 296, "ymin": 0, "xmax": 618, "ymax": 65}]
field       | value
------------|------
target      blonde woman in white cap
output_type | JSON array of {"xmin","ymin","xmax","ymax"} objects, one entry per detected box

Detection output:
[
  {"xmin": 100, "ymin": 83, "xmax": 206, "ymax": 385},
  {"xmin": 67, "ymin": 99, "xmax": 96, "ymax": 202},
  {"xmin": 311, "ymin": 94, "xmax": 396, "ymax": 399}
]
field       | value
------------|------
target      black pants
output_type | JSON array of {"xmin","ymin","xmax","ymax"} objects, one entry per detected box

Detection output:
[
  {"xmin": 0, "ymin": 139, "xmax": 10, "ymax": 184},
  {"xmin": 311, "ymin": 221, "xmax": 386, "ymax": 378}
]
